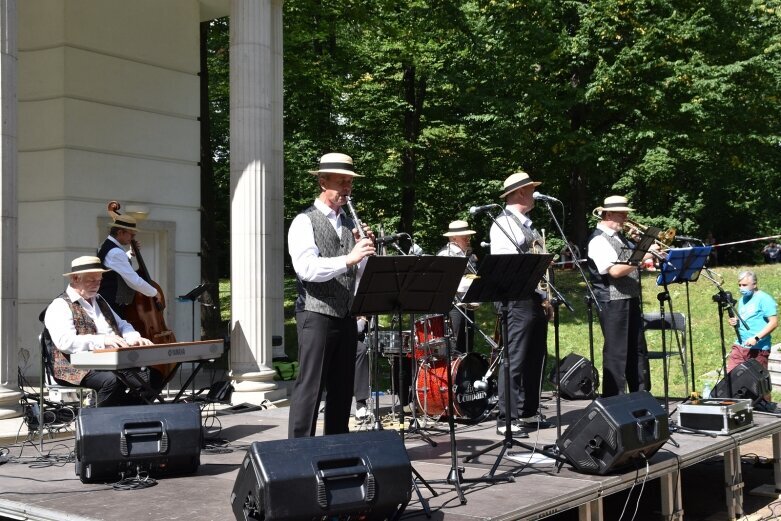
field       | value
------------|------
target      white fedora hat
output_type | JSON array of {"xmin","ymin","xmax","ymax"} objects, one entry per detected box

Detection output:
[
  {"xmin": 443, "ymin": 220, "xmax": 476, "ymax": 237},
  {"xmin": 500, "ymin": 171, "xmax": 541, "ymax": 198},
  {"xmin": 309, "ymin": 152, "xmax": 363, "ymax": 177},
  {"xmin": 63, "ymin": 256, "xmax": 110, "ymax": 277},
  {"xmin": 594, "ymin": 195, "xmax": 634, "ymax": 214}
]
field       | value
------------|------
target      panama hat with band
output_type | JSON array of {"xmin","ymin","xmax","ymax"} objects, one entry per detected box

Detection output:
[
  {"xmin": 443, "ymin": 220, "xmax": 476, "ymax": 237},
  {"xmin": 108, "ymin": 211, "xmax": 139, "ymax": 232},
  {"xmin": 63, "ymin": 256, "xmax": 110, "ymax": 277},
  {"xmin": 500, "ymin": 171, "xmax": 541, "ymax": 199},
  {"xmin": 309, "ymin": 152, "xmax": 364, "ymax": 177},
  {"xmin": 593, "ymin": 195, "xmax": 634, "ymax": 214}
]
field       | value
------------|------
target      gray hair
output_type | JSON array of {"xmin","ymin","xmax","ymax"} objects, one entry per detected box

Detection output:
[{"xmin": 738, "ymin": 270, "xmax": 757, "ymax": 284}]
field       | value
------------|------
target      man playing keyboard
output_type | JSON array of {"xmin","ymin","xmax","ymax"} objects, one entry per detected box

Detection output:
[{"xmin": 44, "ymin": 256, "xmax": 161, "ymax": 407}]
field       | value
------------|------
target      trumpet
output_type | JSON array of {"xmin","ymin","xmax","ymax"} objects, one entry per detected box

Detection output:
[{"xmin": 622, "ymin": 218, "xmax": 676, "ymax": 248}]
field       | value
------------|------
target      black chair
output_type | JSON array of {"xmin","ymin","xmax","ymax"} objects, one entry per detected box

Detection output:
[{"xmin": 642, "ymin": 312, "xmax": 689, "ymax": 396}]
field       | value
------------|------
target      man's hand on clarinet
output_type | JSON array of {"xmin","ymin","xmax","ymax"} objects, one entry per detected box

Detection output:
[{"xmin": 347, "ymin": 237, "xmax": 375, "ymax": 266}]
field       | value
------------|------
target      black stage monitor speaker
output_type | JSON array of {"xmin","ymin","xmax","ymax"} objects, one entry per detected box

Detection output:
[
  {"xmin": 712, "ymin": 358, "xmax": 771, "ymax": 404},
  {"xmin": 75, "ymin": 402, "xmax": 202, "ymax": 483},
  {"xmin": 549, "ymin": 354, "xmax": 599, "ymax": 400},
  {"xmin": 556, "ymin": 391, "xmax": 669, "ymax": 475},
  {"xmin": 231, "ymin": 430, "xmax": 412, "ymax": 521}
]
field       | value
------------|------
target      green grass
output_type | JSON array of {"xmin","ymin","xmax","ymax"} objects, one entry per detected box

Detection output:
[{"xmin": 221, "ymin": 263, "xmax": 781, "ymax": 398}]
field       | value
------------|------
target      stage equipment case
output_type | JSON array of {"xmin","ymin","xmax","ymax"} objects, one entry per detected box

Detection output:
[{"xmin": 677, "ymin": 398, "xmax": 753, "ymax": 435}]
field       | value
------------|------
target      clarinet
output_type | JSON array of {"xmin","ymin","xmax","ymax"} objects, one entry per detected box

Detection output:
[{"xmin": 345, "ymin": 196, "xmax": 368, "ymax": 240}]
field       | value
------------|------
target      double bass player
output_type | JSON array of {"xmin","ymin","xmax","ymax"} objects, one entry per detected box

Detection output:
[{"xmin": 97, "ymin": 209, "xmax": 160, "ymax": 319}]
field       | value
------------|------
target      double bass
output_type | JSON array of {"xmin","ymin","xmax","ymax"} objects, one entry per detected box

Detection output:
[{"xmin": 107, "ymin": 201, "xmax": 177, "ymax": 377}]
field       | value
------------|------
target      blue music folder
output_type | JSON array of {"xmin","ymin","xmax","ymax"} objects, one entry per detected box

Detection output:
[{"xmin": 657, "ymin": 246, "xmax": 712, "ymax": 285}]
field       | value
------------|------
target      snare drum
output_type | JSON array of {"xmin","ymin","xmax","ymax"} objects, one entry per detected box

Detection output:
[
  {"xmin": 376, "ymin": 330, "xmax": 412, "ymax": 356},
  {"xmin": 415, "ymin": 353, "xmax": 489, "ymax": 419}
]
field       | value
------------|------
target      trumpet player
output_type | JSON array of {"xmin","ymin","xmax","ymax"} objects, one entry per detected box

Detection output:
[
  {"xmin": 586, "ymin": 195, "xmax": 656, "ymax": 398},
  {"xmin": 489, "ymin": 172, "xmax": 552, "ymax": 437},
  {"xmin": 438, "ymin": 220, "xmax": 479, "ymax": 353},
  {"xmin": 287, "ymin": 152, "xmax": 375, "ymax": 438}
]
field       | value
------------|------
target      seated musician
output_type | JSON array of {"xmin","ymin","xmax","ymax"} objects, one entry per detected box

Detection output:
[{"xmin": 44, "ymin": 256, "xmax": 161, "ymax": 407}]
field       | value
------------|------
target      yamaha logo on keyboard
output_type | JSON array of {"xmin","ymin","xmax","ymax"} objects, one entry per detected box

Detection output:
[{"xmin": 168, "ymin": 348, "xmax": 186, "ymax": 357}]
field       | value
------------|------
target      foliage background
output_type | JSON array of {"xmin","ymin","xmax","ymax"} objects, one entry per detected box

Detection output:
[{"xmin": 205, "ymin": 0, "xmax": 781, "ymax": 281}]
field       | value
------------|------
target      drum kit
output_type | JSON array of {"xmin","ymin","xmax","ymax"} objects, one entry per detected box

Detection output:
[{"xmin": 375, "ymin": 313, "xmax": 497, "ymax": 424}]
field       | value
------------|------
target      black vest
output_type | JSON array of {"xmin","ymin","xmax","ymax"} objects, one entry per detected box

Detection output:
[
  {"xmin": 586, "ymin": 228, "xmax": 640, "ymax": 301},
  {"xmin": 97, "ymin": 237, "xmax": 134, "ymax": 312}
]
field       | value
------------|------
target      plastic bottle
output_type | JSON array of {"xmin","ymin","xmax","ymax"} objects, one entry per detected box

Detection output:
[{"xmin": 702, "ymin": 382, "xmax": 712, "ymax": 400}]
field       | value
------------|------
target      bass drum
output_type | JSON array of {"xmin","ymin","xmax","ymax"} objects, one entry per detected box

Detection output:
[{"xmin": 415, "ymin": 353, "xmax": 489, "ymax": 420}]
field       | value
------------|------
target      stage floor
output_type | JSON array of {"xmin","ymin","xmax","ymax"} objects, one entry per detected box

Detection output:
[{"xmin": 1, "ymin": 395, "xmax": 780, "ymax": 521}]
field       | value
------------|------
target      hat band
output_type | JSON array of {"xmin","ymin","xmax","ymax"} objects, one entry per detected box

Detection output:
[
  {"xmin": 503, "ymin": 177, "xmax": 533, "ymax": 194},
  {"xmin": 114, "ymin": 219, "xmax": 136, "ymax": 229},
  {"xmin": 603, "ymin": 202, "xmax": 630, "ymax": 209},
  {"xmin": 318, "ymin": 161, "xmax": 354, "ymax": 172},
  {"xmin": 71, "ymin": 263, "xmax": 105, "ymax": 272},
  {"xmin": 448, "ymin": 226, "xmax": 471, "ymax": 233}
]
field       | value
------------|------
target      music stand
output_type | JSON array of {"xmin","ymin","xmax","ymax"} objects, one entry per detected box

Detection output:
[
  {"xmin": 657, "ymin": 246, "xmax": 712, "ymax": 394},
  {"xmin": 350, "ymin": 254, "xmax": 466, "ymax": 507},
  {"xmin": 623, "ymin": 226, "xmax": 662, "ymax": 265},
  {"xmin": 178, "ymin": 283, "xmax": 211, "ymax": 398},
  {"xmin": 655, "ymin": 247, "xmax": 715, "ymax": 438},
  {"xmin": 460, "ymin": 254, "xmax": 566, "ymax": 482}
]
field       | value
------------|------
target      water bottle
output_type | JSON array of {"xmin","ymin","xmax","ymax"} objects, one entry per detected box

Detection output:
[{"xmin": 702, "ymin": 382, "xmax": 712, "ymax": 400}]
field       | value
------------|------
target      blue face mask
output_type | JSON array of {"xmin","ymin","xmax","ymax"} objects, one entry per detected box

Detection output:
[{"xmin": 740, "ymin": 287, "xmax": 753, "ymax": 297}]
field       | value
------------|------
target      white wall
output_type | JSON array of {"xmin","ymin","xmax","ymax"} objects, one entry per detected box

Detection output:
[{"xmin": 16, "ymin": 0, "xmax": 207, "ymax": 377}]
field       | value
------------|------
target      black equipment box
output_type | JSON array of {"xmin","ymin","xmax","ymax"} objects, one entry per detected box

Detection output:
[
  {"xmin": 677, "ymin": 398, "xmax": 753, "ymax": 435},
  {"xmin": 75, "ymin": 403, "xmax": 202, "ymax": 483},
  {"xmin": 231, "ymin": 430, "xmax": 412, "ymax": 521},
  {"xmin": 556, "ymin": 391, "xmax": 669, "ymax": 475},
  {"xmin": 550, "ymin": 353, "xmax": 599, "ymax": 400}
]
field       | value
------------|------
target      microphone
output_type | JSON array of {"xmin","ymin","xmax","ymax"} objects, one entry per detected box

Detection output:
[
  {"xmin": 480, "ymin": 241, "xmax": 491, "ymax": 249},
  {"xmin": 469, "ymin": 203, "xmax": 500, "ymax": 215},
  {"xmin": 533, "ymin": 192, "xmax": 561, "ymax": 203},
  {"xmin": 375, "ymin": 233, "xmax": 405, "ymax": 245}
]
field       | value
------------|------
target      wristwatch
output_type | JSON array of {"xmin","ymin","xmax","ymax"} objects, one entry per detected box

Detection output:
[{"xmin": 755, "ymin": 336, "xmax": 761, "ymax": 342}]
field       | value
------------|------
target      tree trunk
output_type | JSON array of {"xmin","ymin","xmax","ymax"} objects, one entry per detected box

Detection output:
[{"xmin": 401, "ymin": 63, "xmax": 426, "ymax": 241}]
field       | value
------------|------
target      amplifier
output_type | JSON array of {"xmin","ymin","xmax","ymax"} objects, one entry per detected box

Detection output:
[
  {"xmin": 231, "ymin": 430, "xmax": 412, "ymax": 521},
  {"xmin": 677, "ymin": 398, "xmax": 753, "ymax": 435},
  {"xmin": 75, "ymin": 403, "xmax": 203, "ymax": 483}
]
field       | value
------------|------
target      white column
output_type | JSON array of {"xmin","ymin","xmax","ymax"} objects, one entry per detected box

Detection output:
[
  {"xmin": 0, "ymin": 0, "xmax": 20, "ymax": 419},
  {"xmin": 228, "ymin": 0, "xmax": 285, "ymax": 402}
]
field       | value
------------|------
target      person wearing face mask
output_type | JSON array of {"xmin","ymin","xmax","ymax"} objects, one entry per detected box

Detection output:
[
  {"xmin": 587, "ymin": 195, "xmax": 659, "ymax": 398},
  {"xmin": 727, "ymin": 271, "xmax": 778, "ymax": 388},
  {"xmin": 287, "ymin": 153, "xmax": 376, "ymax": 438}
]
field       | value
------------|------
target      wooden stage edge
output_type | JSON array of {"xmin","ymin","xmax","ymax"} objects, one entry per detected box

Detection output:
[{"xmin": 0, "ymin": 394, "xmax": 780, "ymax": 521}]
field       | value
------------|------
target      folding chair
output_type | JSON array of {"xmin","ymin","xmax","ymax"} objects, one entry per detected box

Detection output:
[{"xmin": 642, "ymin": 311, "xmax": 689, "ymax": 396}]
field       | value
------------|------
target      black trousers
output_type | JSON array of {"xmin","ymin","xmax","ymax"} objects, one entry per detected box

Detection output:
[
  {"xmin": 74, "ymin": 368, "xmax": 164, "ymax": 407},
  {"xmin": 497, "ymin": 298, "xmax": 548, "ymax": 420},
  {"xmin": 597, "ymin": 297, "xmax": 651, "ymax": 397},
  {"xmin": 449, "ymin": 306, "xmax": 475, "ymax": 353},
  {"xmin": 289, "ymin": 311, "xmax": 357, "ymax": 438}
]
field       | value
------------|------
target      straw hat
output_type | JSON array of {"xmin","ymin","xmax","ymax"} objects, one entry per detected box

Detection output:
[
  {"xmin": 594, "ymin": 195, "xmax": 634, "ymax": 214},
  {"xmin": 309, "ymin": 152, "xmax": 363, "ymax": 177},
  {"xmin": 63, "ymin": 256, "xmax": 110, "ymax": 277},
  {"xmin": 443, "ymin": 220, "xmax": 476, "ymax": 237},
  {"xmin": 108, "ymin": 211, "xmax": 139, "ymax": 232},
  {"xmin": 500, "ymin": 171, "xmax": 541, "ymax": 199}
]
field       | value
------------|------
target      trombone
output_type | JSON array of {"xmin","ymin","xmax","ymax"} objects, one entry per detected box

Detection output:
[{"xmin": 622, "ymin": 218, "xmax": 677, "ymax": 250}]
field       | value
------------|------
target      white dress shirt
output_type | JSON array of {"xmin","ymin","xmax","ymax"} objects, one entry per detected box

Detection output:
[
  {"xmin": 437, "ymin": 242, "xmax": 473, "ymax": 294},
  {"xmin": 288, "ymin": 198, "xmax": 367, "ymax": 283},
  {"xmin": 587, "ymin": 223, "xmax": 624, "ymax": 275},
  {"xmin": 102, "ymin": 236, "xmax": 157, "ymax": 297},
  {"xmin": 489, "ymin": 206, "xmax": 534, "ymax": 254},
  {"xmin": 44, "ymin": 285, "xmax": 141, "ymax": 353}
]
